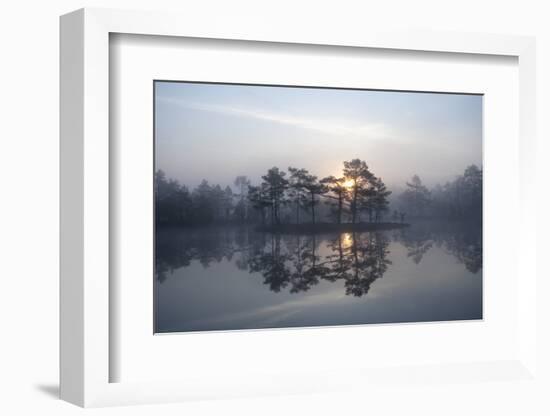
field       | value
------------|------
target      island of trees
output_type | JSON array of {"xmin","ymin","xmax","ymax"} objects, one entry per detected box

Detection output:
[{"xmin": 155, "ymin": 158, "xmax": 482, "ymax": 233}]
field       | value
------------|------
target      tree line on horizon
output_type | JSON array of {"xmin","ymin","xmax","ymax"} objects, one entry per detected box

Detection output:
[
  {"xmin": 156, "ymin": 159, "xmax": 391, "ymax": 227},
  {"xmin": 395, "ymin": 164, "xmax": 482, "ymax": 221},
  {"xmin": 155, "ymin": 159, "xmax": 482, "ymax": 227},
  {"xmin": 247, "ymin": 159, "xmax": 391, "ymax": 227}
]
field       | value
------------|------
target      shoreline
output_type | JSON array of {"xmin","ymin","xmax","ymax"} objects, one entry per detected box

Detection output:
[{"xmin": 255, "ymin": 222, "xmax": 410, "ymax": 234}]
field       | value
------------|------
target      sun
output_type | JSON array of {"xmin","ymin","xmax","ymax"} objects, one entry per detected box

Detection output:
[
  {"xmin": 343, "ymin": 179, "xmax": 355, "ymax": 189},
  {"xmin": 342, "ymin": 232, "xmax": 353, "ymax": 248}
]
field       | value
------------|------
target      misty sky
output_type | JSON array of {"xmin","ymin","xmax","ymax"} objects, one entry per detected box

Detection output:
[{"xmin": 155, "ymin": 81, "xmax": 482, "ymax": 191}]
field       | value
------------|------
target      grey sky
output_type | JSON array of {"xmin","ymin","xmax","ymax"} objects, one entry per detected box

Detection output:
[{"xmin": 155, "ymin": 81, "xmax": 482, "ymax": 191}]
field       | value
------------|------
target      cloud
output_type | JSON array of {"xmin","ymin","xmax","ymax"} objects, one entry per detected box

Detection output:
[{"xmin": 157, "ymin": 96, "xmax": 390, "ymax": 139}]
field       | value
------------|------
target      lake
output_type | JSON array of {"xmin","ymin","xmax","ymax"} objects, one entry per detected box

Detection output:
[{"xmin": 155, "ymin": 221, "xmax": 482, "ymax": 333}]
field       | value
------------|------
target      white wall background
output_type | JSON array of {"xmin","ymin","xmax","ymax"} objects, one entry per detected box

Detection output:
[{"xmin": 0, "ymin": 0, "xmax": 548, "ymax": 414}]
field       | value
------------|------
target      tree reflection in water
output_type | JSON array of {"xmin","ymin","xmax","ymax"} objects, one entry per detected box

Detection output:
[
  {"xmin": 155, "ymin": 221, "xmax": 481, "ymax": 296},
  {"xmin": 325, "ymin": 233, "xmax": 391, "ymax": 297},
  {"xmin": 248, "ymin": 234, "xmax": 292, "ymax": 292},
  {"xmin": 392, "ymin": 221, "xmax": 482, "ymax": 273}
]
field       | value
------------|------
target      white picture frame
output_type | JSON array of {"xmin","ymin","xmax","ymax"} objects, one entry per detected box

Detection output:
[{"xmin": 60, "ymin": 7, "xmax": 538, "ymax": 407}]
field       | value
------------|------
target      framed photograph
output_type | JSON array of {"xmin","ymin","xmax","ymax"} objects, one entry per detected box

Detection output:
[
  {"xmin": 60, "ymin": 8, "xmax": 538, "ymax": 407},
  {"xmin": 153, "ymin": 80, "xmax": 483, "ymax": 334}
]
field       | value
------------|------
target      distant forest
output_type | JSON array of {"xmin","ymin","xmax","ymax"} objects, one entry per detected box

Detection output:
[{"xmin": 155, "ymin": 158, "xmax": 482, "ymax": 227}]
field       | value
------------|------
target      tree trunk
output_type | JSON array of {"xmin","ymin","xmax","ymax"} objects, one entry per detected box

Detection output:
[
  {"xmin": 275, "ymin": 200, "xmax": 279, "ymax": 225},
  {"xmin": 337, "ymin": 195, "xmax": 342, "ymax": 224},
  {"xmin": 311, "ymin": 192, "xmax": 315, "ymax": 224},
  {"xmin": 351, "ymin": 185, "xmax": 358, "ymax": 224}
]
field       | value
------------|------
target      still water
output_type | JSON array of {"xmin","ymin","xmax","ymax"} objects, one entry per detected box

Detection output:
[{"xmin": 155, "ymin": 221, "xmax": 482, "ymax": 333}]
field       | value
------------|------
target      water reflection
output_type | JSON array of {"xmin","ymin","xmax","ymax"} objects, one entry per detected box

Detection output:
[
  {"xmin": 246, "ymin": 232, "xmax": 390, "ymax": 297},
  {"xmin": 156, "ymin": 221, "xmax": 481, "ymax": 296},
  {"xmin": 393, "ymin": 221, "xmax": 482, "ymax": 273}
]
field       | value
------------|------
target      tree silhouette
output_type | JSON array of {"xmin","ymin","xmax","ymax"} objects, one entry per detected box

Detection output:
[
  {"xmin": 261, "ymin": 167, "xmax": 289, "ymax": 225},
  {"xmin": 192, "ymin": 180, "xmax": 215, "ymax": 224},
  {"xmin": 155, "ymin": 162, "xmax": 481, "ymax": 228},
  {"xmin": 288, "ymin": 167, "xmax": 308, "ymax": 224},
  {"xmin": 428, "ymin": 165, "xmax": 482, "ymax": 220},
  {"xmin": 233, "ymin": 176, "xmax": 250, "ymax": 223},
  {"xmin": 248, "ymin": 183, "xmax": 271, "ymax": 226},
  {"xmin": 288, "ymin": 167, "xmax": 328, "ymax": 224},
  {"xmin": 223, "ymin": 186, "xmax": 233, "ymax": 220},
  {"xmin": 155, "ymin": 170, "xmax": 193, "ymax": 225},
  {"xmin": 320, "ymin": 175, "xmax": 349, "ymax": 224},
  {"xmin": 302, "ymin": 172, "xmax": 327, "ymax": 224},
  {"xmin": 462, "ymin": 165, "xmax": 482, "ymax": 218},
  {"xmin": 343, "ymin": 159, "xmax": 374, "ymax": 224},
  {"xmin": 371, "ymin": 177, "xmax": 392, "ymax": 222},
  {"xmin": 399, "ymin": 174, "xmax": 431, "ymax": 218}
]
